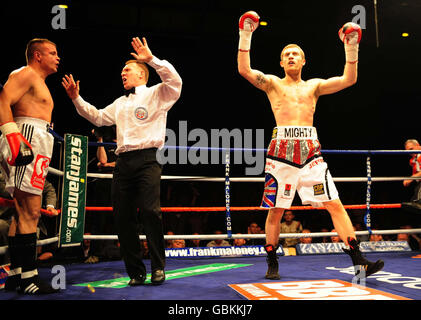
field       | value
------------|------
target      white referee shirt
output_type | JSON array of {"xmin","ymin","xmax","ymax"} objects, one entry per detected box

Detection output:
[{"xmin": 72, "ymin": 56, "xmax": 182, "ymax": 155}]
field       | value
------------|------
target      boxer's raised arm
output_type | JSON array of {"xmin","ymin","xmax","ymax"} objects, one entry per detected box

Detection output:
[
  {"xmin": 237, "ymin": 11, "xmax": 272, "ymax": 92},
  {"xmin": 316, "ymin": 23, "xmax": 361, "ymax": 96}
]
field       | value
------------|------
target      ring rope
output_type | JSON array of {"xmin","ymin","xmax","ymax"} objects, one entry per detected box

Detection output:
[
  {"xmin": 1, "ymin": 228, "xmax": 420, "ymax": 255},
  {"xmin": 0, "ymin": 198, "xmax": 404, "ymax": 214},
  {"xmin": 46, "ymin": 167, "xmax": 421, "ymax": 183},
  {"xmin": 79, "ymin": 203, "xmax": 402, "ymax": 212},
  {"xmin": 81, "ymin": 229, "xmax": 421, "ymax": 241}
]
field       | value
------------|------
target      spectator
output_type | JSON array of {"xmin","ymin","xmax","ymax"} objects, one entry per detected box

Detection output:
[
  {"xmin": 399, "ymin": 225, "xmax": 421, "ymax": 250},
  {"xmin": 206, "ymin": 230, "xmax": 230, "ymax": 247},
  {"xmin": 165, "ymin": 231, "xmax": 175, "ymax": 248},
  {"xmin": 280, "ymin": 210, "xmax": 303, "ymax": 247},
  {"xmin": 233, "ymin": 234, "xmax": 247, "ymax": 246},
  {"xmin": 402, "ymin": 139, "xmax": 421, "ymax": 212},
  {"xmin": 397, "ymin": 233, "xmax": 409, "ymax": 242},
  {"xmin": 299, "ymin": 229, "xmax": 312, "ymax": 244},
  {"xmin": 330, "ymin": 229, "xmax": 341, "ymax": 243},
  {"xmin": 369, "ymin": 230, "xmax": 383, "ymax": 242},
  {"xmin": 319, "ymin": 227, "xmax": 330, "ymax": 243},
  {"xmin": 54, "ymin": 232, "xmax": 98, "ymax": 264},
  {"xmin": 81, "ymin": 233, "xmax": 97, "ymax": 263},
  {"xmin": 246, "ymin": 221, "xmax": 265, "ymax": 245},
  {"xmin": 171, "ymin": 239, "xmax": 185, "ymax": 248},
  {"xmin": 187, "ymin": 232, "xmax": 202, "ymax": 248},
  {"xmin": 354, "ymin": 222, "xmax": 369, "ymax": 242}
]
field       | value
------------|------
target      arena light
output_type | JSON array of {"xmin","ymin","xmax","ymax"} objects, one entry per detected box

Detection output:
[
  {"xmin": 260, "ymin": 21, "xmax": 268, "ymax": 26},
  {"xmin": 402, "ymin": 32, "xmax": 409, "ymax": 37}
]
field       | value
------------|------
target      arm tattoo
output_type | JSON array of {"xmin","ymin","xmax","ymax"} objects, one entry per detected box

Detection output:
[{"xmin": 256, "ymin": 73, "xmax": 266, "ymax": 86}]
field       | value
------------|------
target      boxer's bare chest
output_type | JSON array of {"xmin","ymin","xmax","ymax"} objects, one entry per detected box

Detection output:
[
  {"xmin": 13, "ymin": 78, "xmax": 54, "ymax": 122},
  {"xmin": 266, "ymin": 78, "xmax": 319, "ymax": 126}
]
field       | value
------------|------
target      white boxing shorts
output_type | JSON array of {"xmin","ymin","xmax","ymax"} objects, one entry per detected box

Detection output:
[
  {"xmin": 0, "ymin": 117, "xmax": 54, "ymax": 196},
  {"xmin": 261, "ymin": 126, "xmax": 339, "ymax": 209}
]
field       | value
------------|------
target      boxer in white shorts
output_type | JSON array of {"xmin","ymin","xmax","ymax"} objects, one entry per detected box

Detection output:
[
  {"xmin": 237, "ymin": 12, "xmax": 384, "ymax": 280},
  {"xmin": 261, "ymin": 126, "xmax": 339, "ymax": 209},
  {"xmin": 0, "ymin": 38, "xmax": 60, "ymax": 294},
  {"xmin": 1, "ymin": 117, "xmax": 53, "ymax": 197}
]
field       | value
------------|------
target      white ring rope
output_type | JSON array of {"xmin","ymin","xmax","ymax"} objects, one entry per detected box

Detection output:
[{"xmin": 1, "ymin": 229, "xmax": 420, "ymax": 255}]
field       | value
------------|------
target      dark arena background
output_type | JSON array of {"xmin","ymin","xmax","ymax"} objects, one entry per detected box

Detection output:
[{"xmin": 1, "ymin": 0, "xmax": 421, "ymax": 308}]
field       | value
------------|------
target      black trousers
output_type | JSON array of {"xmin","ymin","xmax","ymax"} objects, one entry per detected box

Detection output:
[{"xmin": 112, "ymin": 148, "xmax": 165, "ymax": 278}]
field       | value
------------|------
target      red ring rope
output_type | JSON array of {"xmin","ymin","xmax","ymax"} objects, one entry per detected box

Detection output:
[
  {"xmin": 0, "ymin": 197, "xmax": 402, "ymax": 214},
  {"xmin": 83, "ymin": 203, "xmax": 401, "ymax": 212}
]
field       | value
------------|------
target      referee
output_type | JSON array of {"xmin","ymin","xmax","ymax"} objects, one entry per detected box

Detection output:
[{"xmin": 62, "ymin": 37, "xmax": 182, "ymax": 285}]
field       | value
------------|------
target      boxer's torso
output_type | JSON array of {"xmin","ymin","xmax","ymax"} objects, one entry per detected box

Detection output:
[
  {"xmin": 265, "ymin": 76, "xmax": 321, "ymax": 127},
  {"xmin": 11, "ymin": 66, "xmax": 54, "ymax": 123}
]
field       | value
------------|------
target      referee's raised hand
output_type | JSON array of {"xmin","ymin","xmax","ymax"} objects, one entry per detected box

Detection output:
[
  {"xmin": 62, "ymin": 74, "xmax": 80, "ymax": 100},
  {"xmin": 130, "ymin": 37, "xmax": 153, "ymax": 63}
]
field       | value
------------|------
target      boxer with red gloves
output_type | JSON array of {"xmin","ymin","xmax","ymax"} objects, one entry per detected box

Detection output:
[
  {"xmin": 0, "ymin": 38, "xmax": 60, "ymax": 294},
  {"xmin": 0, "ymin": 121, "xmax": 33, "ymax": 166},
  {"xmin": 237, "ymin": 13, "xmax": 383, "ymax": 280}
]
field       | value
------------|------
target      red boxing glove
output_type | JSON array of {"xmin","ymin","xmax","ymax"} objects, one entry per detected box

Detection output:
[
  {"xmin": 338, "ymin": 22, "xmax": 362, "ymax": 63},
  {"xmin": 238, "ymin": 11, "xmax": 260, "ymax": 52},
  {"xmin": 338, "ymin": 22, "xmax": 362, "ymax": 45},
  {"xmin": 0, "ymin": 122, "xmax": 34, "ymax": 166},
  {"xmin": 239, "ymin": 11, "xmax": 260, "ymax": 32}
]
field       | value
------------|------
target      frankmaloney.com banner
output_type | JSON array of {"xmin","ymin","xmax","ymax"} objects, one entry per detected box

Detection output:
[
  {"xmin": 165, "ymin": 245, "xmax": 284, "ymax": 258},
  {"xmin": 58, "ymin": 134, "xmax": 88, "ymax": 247}
]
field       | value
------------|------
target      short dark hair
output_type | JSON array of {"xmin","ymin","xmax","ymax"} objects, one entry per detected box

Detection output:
[{"xmin": 25, "ymin": 38, "xmax": 56, "ymax": 63}]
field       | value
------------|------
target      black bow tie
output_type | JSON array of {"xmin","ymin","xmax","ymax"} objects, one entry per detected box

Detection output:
[{"xmin": 124, "ymin": 87, "xmax": 136, "ymax": 97}]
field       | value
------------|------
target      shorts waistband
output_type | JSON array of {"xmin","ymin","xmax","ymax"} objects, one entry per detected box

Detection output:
[
  {"xmin": 272, "ymin": 126, "xmax": 317, "ymax": 140},
  {"xmin": 15, "ymin": 117, "xmax": 50, "ymax": 131}
]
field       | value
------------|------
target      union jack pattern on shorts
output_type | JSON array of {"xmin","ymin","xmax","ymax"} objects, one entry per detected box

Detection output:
[{"xmin": 261, "ymin": 174, "xmax": 277, "ymax": 208}]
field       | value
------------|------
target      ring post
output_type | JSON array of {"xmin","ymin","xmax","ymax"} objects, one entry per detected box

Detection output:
[
  {"xmin": 364, "ymin": 155, "xmax": 373, "ymax": 235},
  {"xmin": 225, "ymin": 151, "xmax": 232, "ymax": 238},
  {"xmin": 58, "ymin": 134, "xmax": 88, "ymax": 247}
]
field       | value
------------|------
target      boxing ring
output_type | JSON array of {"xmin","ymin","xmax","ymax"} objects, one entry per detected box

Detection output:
[{"xmin": 1, "ymin": 129, "xmax": 421, "ymax": 301}]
